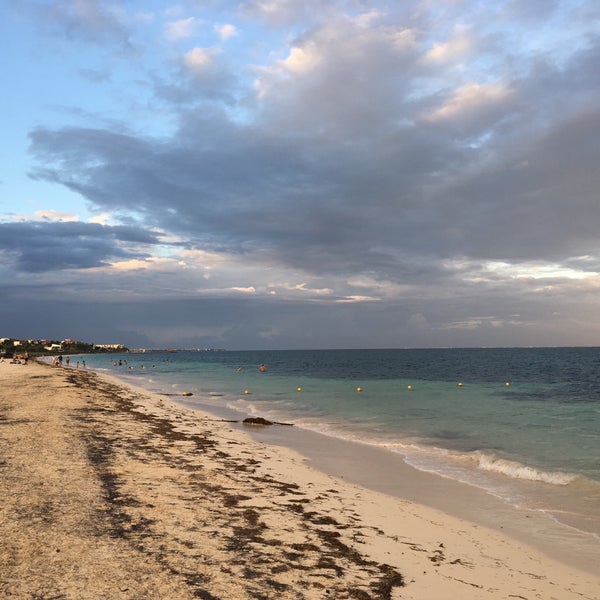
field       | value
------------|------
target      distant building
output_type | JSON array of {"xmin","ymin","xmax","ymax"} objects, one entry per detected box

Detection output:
[{"xmin": 94, "ymin": 344, "xmax": 125, "ymax": 350}]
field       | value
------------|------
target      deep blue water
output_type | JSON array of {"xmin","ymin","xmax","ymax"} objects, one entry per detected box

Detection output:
[{"xmin": 76, "ymin": 347, "xmax": 600, "ymax": 537}]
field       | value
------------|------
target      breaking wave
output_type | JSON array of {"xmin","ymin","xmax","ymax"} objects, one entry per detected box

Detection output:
[{"xmin": 476, "ymin": 453, "xmax": 577, "ymax": 485}]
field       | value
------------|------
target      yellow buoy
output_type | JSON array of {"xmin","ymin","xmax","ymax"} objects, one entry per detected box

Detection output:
[
  {"xmin": 505, "ymin": 382, "xmax": 511, "ymax": 387},
  {"xmin": 407, "ymin": 385, "xmax": 412, "ymax": 390},
  {"xmin": 244, "ymin": 389, "xmax": 250, "ymax": 395},
  {"xmin": 297, "ymin": 387, "xmax": 302, "ymax": 392},
  {"xmin": 181, "ymin": 392, "xmax": 193, "ymax": 397},
  {"xmin": 356, "ymin": 387, "xmax": 362, "ymax": 393},
  {"xmin": 457, "ymin": 382, "xmax": 463, "ymax": 387}
]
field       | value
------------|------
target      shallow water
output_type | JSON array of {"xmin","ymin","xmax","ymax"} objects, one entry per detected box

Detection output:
[{"xmin": 78, "ymin": 347, "xmax": 600, "ymax": 539}]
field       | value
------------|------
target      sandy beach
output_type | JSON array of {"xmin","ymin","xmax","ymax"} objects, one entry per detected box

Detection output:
[{"xmin": 1, "ymin": 360, "xmax": 598, "ymax": 599}]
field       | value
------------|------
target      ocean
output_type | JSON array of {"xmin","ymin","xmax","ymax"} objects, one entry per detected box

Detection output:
[{"xmin": 76, "ymin": 347, "xmax": 600, "ymax": 541}]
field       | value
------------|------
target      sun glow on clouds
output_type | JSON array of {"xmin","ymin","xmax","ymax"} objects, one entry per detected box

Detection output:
[
  {"xmin": 280, "ymin": 44, "xmax": 321, "ymax": 74},
  {"xmin": 453, "ymin": 258, "xmax": 600, "ymax": 284},
  {"xmin": 6, "ymin": 210, "xmax": 117, "ymax": 225},
  {"xmin": 345, "ymin": 276, "xmax": 414, "ymax": 299},
  {"xmin": 35, "ymin": 210, "xmax": 79, "ymax": 222},
  {"xmin": 103, "ymin": 246, "xmax": 342, "ymax": 300},
  {"xmin": 424, "ymin": 29, "xmax": 473, "ymax": 63},
  {"xmin": 108, "ymin": 257, "xmax": 173, "ymax": 272},
  {"xmin": 274, "ymin": 282, "xmax": 333, "ymax": 296},
  {"xmin": 88, "ymin": 213, "xmax": 112, "ymax": 225},
  {"xmin": 485, "ymin": 261, "xmax": 600, "ymax": 281},
  {"xmin": 426, "ymin": 83, "xmax": 512, "ymax": 122}
]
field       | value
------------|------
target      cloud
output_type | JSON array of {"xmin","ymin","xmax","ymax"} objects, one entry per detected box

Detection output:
[
  {"xmin": 32, "ymin": 0, "xmax": 132, "ymax": 48},
  {"xmin": 0, "ymin": 221, "xmax": 161, "ymax": 273},
  {"xmin": 424, "ymin": 28, "xmax": 473, "ymax": 63},
  {"xmin": 240, "ymin": 0, "xmax": 340, "ymax": 26},
  {"xmin": 426, "ymin": 83, "xmax": 513, "ymax": 121},
  {"xmin": 4, "ymin": 0, "xmax": 600, "ymax": 348},
  {"xmin": 214, "ymin": 23, "xmax": 238, "ymax": 40},
  {"xmin": 165, "ymin": 16, "xmax": 199, "ymax": 40},
  {"xmin": 183, "ymin": 46, "xmax": 214, "ymax": 72},
  {"xmin": 423, "ymin": 82, "xmax": 515, "ymax": 137}
]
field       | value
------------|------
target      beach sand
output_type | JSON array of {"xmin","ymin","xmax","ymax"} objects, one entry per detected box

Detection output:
[{"xmin": 1, "ymin": 360, "xmax": 598, "ymax": 599}]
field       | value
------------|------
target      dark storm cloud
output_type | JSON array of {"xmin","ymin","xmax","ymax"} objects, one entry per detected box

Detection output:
[
  {"xmin": 25, "ymin": 6, "xmax": 600, "ymax": 282},
  {"xmin": 0, "ymin": 221, "xmax": 160, "ymax": 272},
  {"xmin": 26, "ymin": 73, "xmax": 600, "ymax": 281}
]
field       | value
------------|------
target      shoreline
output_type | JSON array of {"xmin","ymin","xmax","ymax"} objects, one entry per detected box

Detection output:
[
  {"xmin": 240, "ymin": 416, "xmax": 600, "ymax": 574},
  {"xmin": 2, "ymin": 360, "xmax": 599, "ymax": 599},
  {"xmin": 166, "ymin": 373, "xmax": 600, "ymax": 572}
]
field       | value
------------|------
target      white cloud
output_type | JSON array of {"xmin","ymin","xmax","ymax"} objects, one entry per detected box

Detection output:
[
  {"xmin": 165, "ymin": 17, "xmax": 198, "ymax": 40},
  {"xmin": 214, "ymin": 23, "xmax": 238, "ymax": 40},
  {"xmin": 183, "ymin": 47, "xmax": 213, "ymax": 72}
]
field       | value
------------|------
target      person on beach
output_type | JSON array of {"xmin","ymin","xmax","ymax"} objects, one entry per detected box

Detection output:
[{"xmin": 66, "ymin": 356, "xmax": 70, "ymax": 367}]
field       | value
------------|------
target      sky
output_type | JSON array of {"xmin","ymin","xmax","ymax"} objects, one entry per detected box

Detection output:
[{"xmin": 1, "ymin": 0, "xmax": 600, "ymax": 350}]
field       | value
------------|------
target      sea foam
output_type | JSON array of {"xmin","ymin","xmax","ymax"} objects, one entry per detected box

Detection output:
[{"xmin": 476, "ymin": 453, "xmax": 576, "ymax": 485}]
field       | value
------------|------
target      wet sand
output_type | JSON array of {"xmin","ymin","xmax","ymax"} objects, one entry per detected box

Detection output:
[{"xmin": 1, "ymin": 360, "xmax": 598, "ymax": 599}]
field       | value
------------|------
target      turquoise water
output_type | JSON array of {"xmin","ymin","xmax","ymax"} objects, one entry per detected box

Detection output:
[{"xmin": 77, "ymin": 347, "xmax": 600, "ymax": 538}]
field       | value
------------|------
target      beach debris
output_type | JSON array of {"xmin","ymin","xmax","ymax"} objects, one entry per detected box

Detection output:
[
  {"xmin": 243, "ymin": 417, "xmax": 273, "ymax": 426},
  {"xmin": 242, "ymin": 417, "xmax": 294, "ymax": 427}
]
